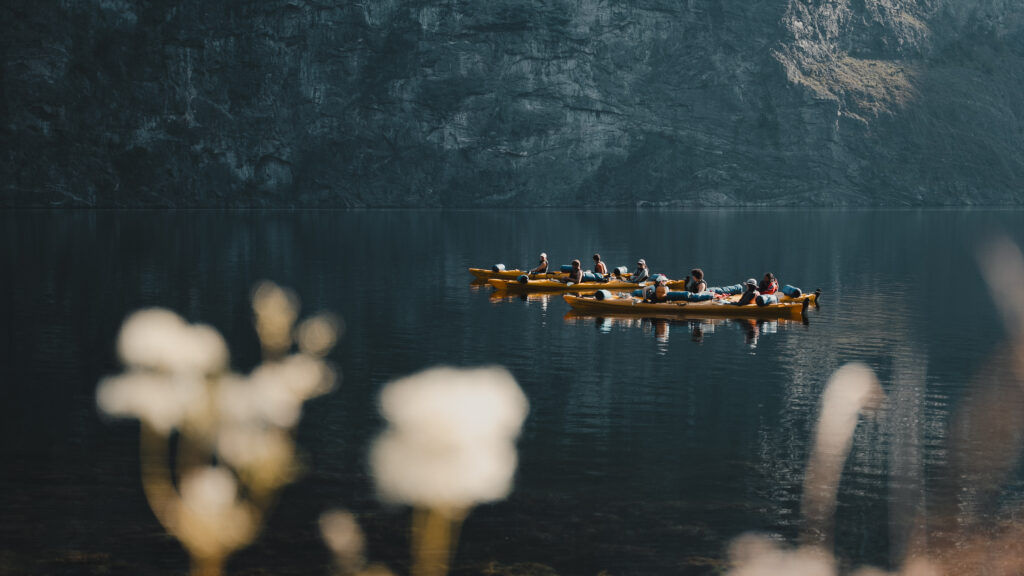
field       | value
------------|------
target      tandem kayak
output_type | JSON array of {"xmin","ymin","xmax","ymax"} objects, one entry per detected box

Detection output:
[
  {"xmin": 487, "ymin": 278, "xmax": 662, "ymax": 292},
  {"xmin": 468, "ymin": 267, "xmax": 566, "ymax": 280},
  {"xmin": 562, "ymin": 292, "xmax": 815, "ymax": 319}
]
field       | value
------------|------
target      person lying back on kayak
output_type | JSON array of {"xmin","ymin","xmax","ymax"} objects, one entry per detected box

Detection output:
[
  {"xmin": 563, "ymin": 259, "xmax": 584, "ymax": 284},
  {"xmin": 644, "ymin": 278, "xmax": 670, "ymax": 302},
  {"xmin": 758, "ymin": 272, "xmax": 779, "ymax": 295},
  {"xmin": 734, "ymin": 278, "xmax": 760, "ymax": 305},
  {"xmin": 529, "ymin": 252, "xmax": 549, "ymax": 275},
  {"xmin": 630, "ymin": 259, "xmax": 650, "ymax": 283},
  {"xmin": 592, "ymin": 253, "xmax": 608, "ymax": 277},
  {"xmin": 684, "ymin": 268, "xmax": 707, "ymax": 293}
]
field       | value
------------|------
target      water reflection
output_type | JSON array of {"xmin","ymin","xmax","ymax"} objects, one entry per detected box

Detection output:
[
  {"xmin": 6, "ymin": 210, "xmax": 1024, "ymax": 576},
  {"xmin": 563, "ymin": 312, "xmax": 803, "ymax": 348},
  {"xmin": 730, "ymin": 239, "xmax": 1024, "ymax": 575},
  {"xmin": 487, "ymin": 292, "xmax": 554, "ymax": 306}
]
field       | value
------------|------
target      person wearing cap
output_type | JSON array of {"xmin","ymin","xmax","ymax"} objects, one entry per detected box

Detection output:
[
  {"xmin": 529, "ymin": 252, "xmax": 549, "ymax": 275},
  {"xmin": 563, "ymin": 259, "xmax": 584, "ymax": 284},
  {"xmin": 644, "ymin": 277, "xmax": 670, "ymax": 302},
  {"xmin": 591, "ymin": 253, "xmax": 608, "ymax": 277},
  {"xmin": 684, "ymin": 268, "xmax": 707, "ymax": 293},
  {"xmin": 735, "ymin": 278, "xmax": 760, "ymax": 306},
  {"xmin": 630, "ymin": 259, "xmax": 650, "ymax": 283},
  {"xmin": 758, "ymin": 272, "xmax": 779, "ymax": 295}
]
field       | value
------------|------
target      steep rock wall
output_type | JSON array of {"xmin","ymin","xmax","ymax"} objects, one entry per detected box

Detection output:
[{"xmin": 2, "ymin": 0, "xmax": 1023, "ymax": 206}]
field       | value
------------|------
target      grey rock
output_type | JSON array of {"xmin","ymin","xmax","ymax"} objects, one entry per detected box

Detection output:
[{"xmin": 2, "ymin": 0, "xmax": 1024, "ymax": 207}]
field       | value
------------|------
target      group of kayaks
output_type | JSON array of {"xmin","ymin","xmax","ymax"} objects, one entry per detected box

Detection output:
[{"xmin": 470, "ymin": 265, "xmax": 820, "ymax": 320}]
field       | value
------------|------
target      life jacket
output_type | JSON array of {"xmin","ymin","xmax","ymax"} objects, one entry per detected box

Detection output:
[
  {"xmin": 738, "ymin": 289, "xmax": 759, "ymax": 306},
  {"xmin": 686, "ymin": 278, "xmax": 706, "ymax": 293},
  {"xmin": 760, "ymin": 279, "xmax": 778, "ymax": 294}
]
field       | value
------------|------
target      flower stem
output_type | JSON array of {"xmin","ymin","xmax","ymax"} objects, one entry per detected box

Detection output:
[
  {"xmin": 139, "ymin": 423, "xmax": 177, "ymax": 531},
  {"xmin": 190, "ymin": 556, "xmax": 225, "ymax": 576},
  {"xmin": 412, "ymin": 507, "xmax": 461, "ymax": 576}
]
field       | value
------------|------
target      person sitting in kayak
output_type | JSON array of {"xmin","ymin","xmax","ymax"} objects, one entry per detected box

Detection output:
[
  {"xmin": 563, "ymin": 259, "xmax": 584, "ymax": 284},
  {"xmin": 735, "ymin": 278, "xmax": 760, "ymax": 305},
  {"xmin": 644, "ymin": 278, "xmax": 670, "ymax": 302},
  {"xmin": 592, "ymin": 253, "xmax": 608, "ymax": 278},
  {"xmin": 529, "ymin": 253, "xmax": 549, "ymax": 275},
  {"xmin": 758, "ymin": 273, "xmax": 779, "ymax": 295},
  {"xmin": 684, "ymin": 268, "xmax": 707, "ymax": 293},
  {"xmin": 630, "ymin": 259, "xmax": 650, "ymax": 283}
]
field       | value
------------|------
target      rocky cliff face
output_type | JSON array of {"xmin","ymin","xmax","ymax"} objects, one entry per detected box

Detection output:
[{"xmin": 3, "ymin": 0, "xmax": 1023, "ymax": 207}]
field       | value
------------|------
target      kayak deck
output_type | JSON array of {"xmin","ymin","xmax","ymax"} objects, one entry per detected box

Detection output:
[{"xmin": 489, "ymin": 278, "xmax": 645, "ymax": 292}]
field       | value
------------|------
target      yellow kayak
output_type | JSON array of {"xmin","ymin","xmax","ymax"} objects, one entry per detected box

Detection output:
[
  {"xmin": 562, "ymin": 293, "xmax": 814, "ymax": 319},
  {"xmin": 488, "ymin": 277, "xmax": 649, "ymax": 292},
  {"xmin": 468, "ymin": 267, "xmax": 567, "ymax": 280},
  {"xmin": 487, "ymin": 276, "xmax": 689, "ymax": 293}
]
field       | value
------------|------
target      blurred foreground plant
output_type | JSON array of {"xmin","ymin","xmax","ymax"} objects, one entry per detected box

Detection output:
[
  {"xmin": 96, "ymin": 281, "xmax": 338, "ymax": 576},
  {"xmin": 728, "ymin": 238, "xmax": 1024, "ymax": 576},
  {"xmin": 316, "ymin": 366, "xmax": 528, "ymax": 576}
]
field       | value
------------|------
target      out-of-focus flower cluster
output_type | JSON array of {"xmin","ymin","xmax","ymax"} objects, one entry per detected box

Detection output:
[
  {"xmin": 96, "ymin": 281, "xmax": 339, "ymax": 576},
  {"xmin": 370, "ymin": 366, "xmax": 529, "ymax": 511},
  {"xmin": 315, "ymin": 366, "xmax": 528, "ymax": 576}
]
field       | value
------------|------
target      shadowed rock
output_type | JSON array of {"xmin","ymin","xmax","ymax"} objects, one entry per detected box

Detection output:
[{"xmin": 3, "ymin": 0, "xmax": 1024, "ymax": 207}]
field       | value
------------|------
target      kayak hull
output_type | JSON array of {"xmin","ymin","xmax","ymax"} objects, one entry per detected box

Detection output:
[
  {"xmin": 469, "ymin": 267, "xmax": 565, "ymax": 280},
  {"xmin": 488, "ymin": 277, "xmax": 691, "ymax": 293},
  {"xmin": 562, "ymin": 294, "xmax": 810, "ymax": 319}
]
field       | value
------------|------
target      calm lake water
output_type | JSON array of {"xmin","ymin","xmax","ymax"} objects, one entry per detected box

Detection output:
[{"xmin": 3, "ymin": 209, "xmax": 1024, "ymax": 575}]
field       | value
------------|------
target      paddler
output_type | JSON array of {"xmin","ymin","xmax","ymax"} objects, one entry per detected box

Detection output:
[
  {"xmin": 758, "ymin": 272, "xmax": 779, "ymax": 295},
  {"xmin": 648, "ymin": 278, "xmax": 670, "ymax": 302},
  {"xmin": 642, "ymin": 278, "xmax": 670, "ymax": 302},
  {"xmin": 592, "ymin": 253, "xmax": 608, "ymax": 278},
  {"xmin": 630, "ymin": 259, "xmax": 650, "ymax": 283},
  {"xmin": 684, "ymin": 268, "xmax": 707, "ymax": 293},
  {"xmin": 734, "ymin": 278, "xmax": 760, "ymax": 306},
  {"xmin": 529, "ymin": 252, "xmax": 549, "ymax": 275},
  {"xmin": 563, "ymin": 259, "xmax": 584, "ymax": 284}
]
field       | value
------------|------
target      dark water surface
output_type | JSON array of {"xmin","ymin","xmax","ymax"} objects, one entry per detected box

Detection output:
[{"xmin": 3, "ymin": 209, "xmax": 1024, "ymax": 576}]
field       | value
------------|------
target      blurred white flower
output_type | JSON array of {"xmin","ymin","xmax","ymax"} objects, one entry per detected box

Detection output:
[
  {"xmin": 978, "ymin": 238, "xmax": 1024, "ymax": 340},
  {"xmin": 117, "ymin": 308, "xmax": 228, "ymax": 374},
  {"xmin": 811, "ymin": 363, "xmax": 882, "ymax": 458},
  {"xmin": 216, "ymin": 356, "xmax": 334, "ymax": 429},
  {"xmin": 216, "ymin": 424, "xmax": 295, "ymax": 490},
  {"xmin": 175, "ymin": 466, "xmax": 257, "ymax": 560},
  {"xmin": 803, "ymin": 363, "xmax": 883, "ymax": 544},
  {"xmin": 298, "ymin": 314, "xmax": 341, "ymax": 357},
  {"xmin": 320, "ymin": 509, "xmax": 366, "ymax": 574},
  {"xmin": 252, "ymin": 281, "xmax": 299, "ymax": 355},
  {"xmin": 370, "ymin": 366, "xmax": 528, "ymax": 509},
  {"xmin": 373, "ymin": 431, "xmax": 520, "ymax": 509},
  {"xmin": 96, "ymin": 372, "xmax": 205, "ymax": 435},
  {"xmin": 378, "ymin": 367, "xmax": 527, "ymax": 446},
  {"xmin": 273, "ymin": 354, "xmax": 336, "ymax": 402},
  {"xmin": 216, "ymin": 371, "xmax": 302, "ymax": 429},
  {"xmin": 97, "ymin": 284, "xmax": 342, "ymax": 576}
]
